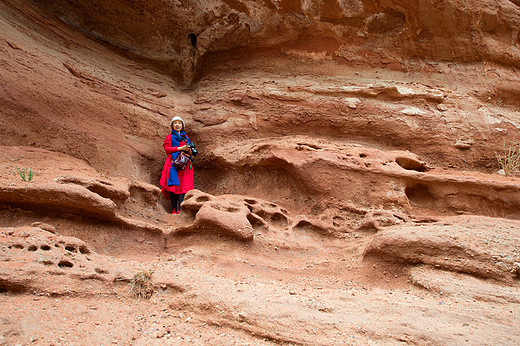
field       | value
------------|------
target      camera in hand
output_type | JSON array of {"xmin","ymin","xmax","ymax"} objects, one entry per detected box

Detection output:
[{"xmin": 188, "ymin": 143, "xmax": 198, "ymax": 156}]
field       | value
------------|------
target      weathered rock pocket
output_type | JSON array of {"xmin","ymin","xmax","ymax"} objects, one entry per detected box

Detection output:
[{"xmin": 0, "ymin": 226, "xmax": 137, "ymax": 295}]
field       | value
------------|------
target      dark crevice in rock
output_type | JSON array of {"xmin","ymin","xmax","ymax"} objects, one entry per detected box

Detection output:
[
  {"xmin": 0, "ymin": 279, "xmax": 27, "ymax": 294},
  {"xmin": 405, "ymin": 184, "xmax": 434, "ymax": 207},
  {"xmin": 188, "ymin": 33, "xmax": 197, "ymax": 48},
  {"xmin": 58, "ymin": 260, "xmax": 74, "ymax": 268},
  {"xmin": 396, "ymin": 157, "xmax": 428, "ymax": 172}
]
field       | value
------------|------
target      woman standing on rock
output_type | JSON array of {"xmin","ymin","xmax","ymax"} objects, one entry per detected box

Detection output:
[{"xmin": 159, "ymin": 116, "xmax": 195, "ymax": 214}]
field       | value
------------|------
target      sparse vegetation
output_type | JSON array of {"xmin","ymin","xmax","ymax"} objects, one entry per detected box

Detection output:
[
  {"xmin": 128, "ymin": 271, "xmax": 154, "ymax": 299},
  {"xmin": 496, "ymin": 140, "xmax": 520, "ymax": 176},
  {"xmin": 15, "ymin": 167, "xmax": 35, "ymax": 182}
]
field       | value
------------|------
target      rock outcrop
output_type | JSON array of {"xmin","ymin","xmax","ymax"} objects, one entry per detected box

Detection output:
[
  {"xmin": 203, "ymin": 136, "xmax": 520, "ymax": 220},
  {"xmin": 1, "ymin": 0, "xmax": 520, "ymax": 185},
  {"xmin": 1, "ymin": 0, "xmax": 520, "ymax": 344},
  {"xmin": 30, "ymin": 0, "xmax": 520, "ymax": 84},
  {"xmin": 364, "ymin": 215, "xmax": 520, "ymax": 282},
  {"xmin": 0, "ymin": 146, "xmax": 166, "ymax": 234}
]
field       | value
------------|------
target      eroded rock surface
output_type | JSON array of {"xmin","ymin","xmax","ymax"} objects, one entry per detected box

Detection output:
[
  {"xmin": 204, "ymin": 136, "xmax": 520, "ymax": 220},
  {"xmin": 30, "ymin": 0, "xmax": 520, "ymax": 84},
  {"xmin": 2, "ymin": 154, "xmax": 520, "ymax": 344},
  {"xmin": 364, "ymin": 215, "xmax": 520, "ymax": 282},
  {"xmin": 1, "ymin": 0, "xmax": 520, "ymax": 344},
  {"xmin": 0, "ymin": 226, "xmax": 124, "ymax": 295},
  {"xmin": 0, "ymin": 146, "xmax": 166, "ymax": 234}
]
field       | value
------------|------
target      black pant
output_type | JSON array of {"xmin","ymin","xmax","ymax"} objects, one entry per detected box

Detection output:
[{"xmin": 170, "ymin": 192, "xmax": 185, "ymax": 212}]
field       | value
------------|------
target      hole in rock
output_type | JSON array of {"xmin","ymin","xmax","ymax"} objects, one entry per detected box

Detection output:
[
  {"xmin": 253, "ymin": 209, "xmax": 267, "ymax": 219},
  {"xmin": 0, "ymin": 279, "xmax": 27, "ymax": 293},
  {"xmin": 196, "ymin": 196, "xmax": 211, "ymax": 203},
  {"xmin": 188, "ymin": 33, "xmax": 197, "ymax": 48},
  {"xmin": 294, "ymin": 220, "xmax": 330, "ymax": 237},
  {"xmin": 40, "ymin": 245, "xmax": 51, "ymax": 251},
  {"xmin": 79, "ymin": 245, "xmax": 90, "ymax": 254},
  {"xmin": 58, "ymin": 260, "xmax": 74, "ymax": 268},
  {"xmin": 27, "ymin": 245, "xmax": 37, "ymax": 251},
  {"xmin": 396, "ymin": 157, "xmax": 428, "ymax": 172},
  {"xmin": 359, "ymin": 153, "xmax": 367, "ymax": 158},
  {"xmin": 13, "ymin": 244, "xmax": 24, "ymax": 249},
  {"xmin": 247, "ymin": 213, "xmax": 267, "ymax": 230},
  {"xmin": 244, "ymin": 199, "xmax": 257, "ymax": 205},
  {"xmin": 270, "ymin": 212, "xmax": 289, "ymax": 228},
  {"xmin": 405, "ymin": 183, "xmax": 434, "ymax": 207},
  {"xmin": 295, "ymin": 220, "xmax": 313, "ymax": 233},
  {"xmin": 65, "ymin": 245, "xmax": 77, "ymax": 252}
]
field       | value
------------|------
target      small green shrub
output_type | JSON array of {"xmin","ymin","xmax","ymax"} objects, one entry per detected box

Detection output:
[
  {"xmin": 16, "ymin": 167, "xmax": 35, "ymax": 182},
  {"xmin": 496, "ymin": 140, "xmax": 520, "ymax": 176}
]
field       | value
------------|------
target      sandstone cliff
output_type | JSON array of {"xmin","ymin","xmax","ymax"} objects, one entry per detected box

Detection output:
[{"xmin": 1, "ymin": 0, "xmax": 519, "ymax": 344}]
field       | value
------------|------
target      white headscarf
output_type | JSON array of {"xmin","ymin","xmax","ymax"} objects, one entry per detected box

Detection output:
[{"xmin": 169, "ymin": 116, "xmax": 185, "ymax": 130}]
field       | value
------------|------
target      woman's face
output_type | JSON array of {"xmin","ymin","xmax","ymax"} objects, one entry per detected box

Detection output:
[{"xmin": 172, "ymin": 120, "xmax": 183, "ymax": 132}]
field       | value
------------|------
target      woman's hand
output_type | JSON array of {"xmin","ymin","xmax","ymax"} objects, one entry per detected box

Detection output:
[{"xmin": 178, "ymin": 145, "xmax": 192, "ymax": 154}]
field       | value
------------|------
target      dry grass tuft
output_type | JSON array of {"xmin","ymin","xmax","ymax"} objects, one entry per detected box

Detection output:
[
  {"xmin": 128, "ymin": 271, "xmax": 154, "ymax": 299},
  {"xmin": 496, "ymin": 140, "xmax": 520, "ymax": 176}
]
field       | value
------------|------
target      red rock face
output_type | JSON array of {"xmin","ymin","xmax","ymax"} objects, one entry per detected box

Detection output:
[
  {"xmin": 29, "ymin": 0, "xmax": 520, "ymax": 83},
  {"xmin": 1, "ymin": 0, "xmax": 520, "ymax": 344},
  {"xmin": 1, "ymin": 0, "xmax": 519, "ymax": 224}
]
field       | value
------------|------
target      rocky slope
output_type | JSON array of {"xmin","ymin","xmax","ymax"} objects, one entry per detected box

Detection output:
[{"xmin": 1, "ymin": 0, "xmax": 519, "ymax": 344}]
